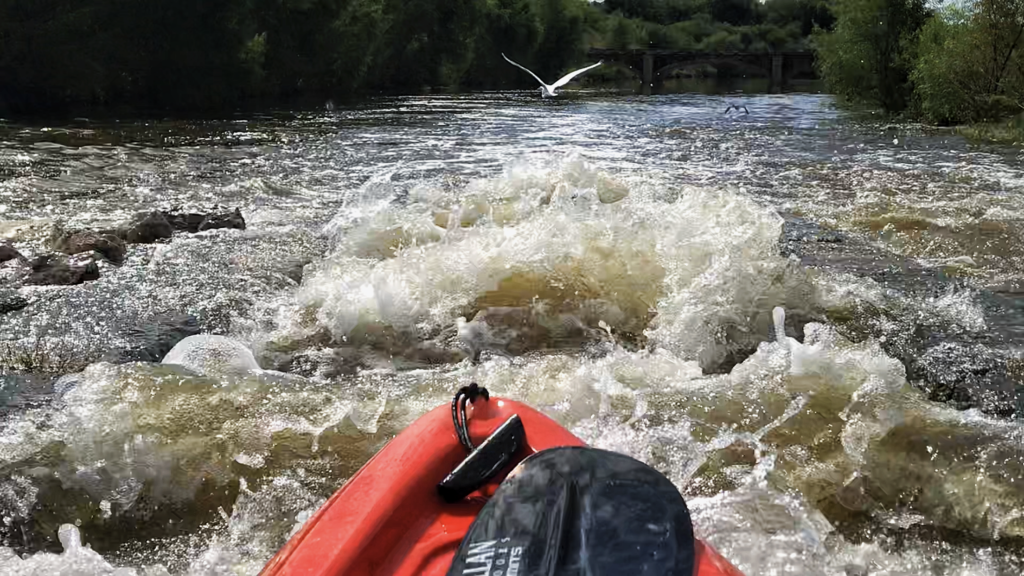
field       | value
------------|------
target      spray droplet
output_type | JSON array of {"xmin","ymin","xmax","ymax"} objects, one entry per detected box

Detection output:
[
  {"xmin": 58, "ymin": 523, "xmax": 82, "ymax": 551},
  {"xmin": 772, "ymin": 306, "xmax": 787, "ymax": 344}
]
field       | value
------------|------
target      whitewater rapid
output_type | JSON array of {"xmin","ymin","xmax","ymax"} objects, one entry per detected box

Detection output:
[{"xmin": 2, "ymin": 93, "xmax": 1024, "ymax": 575}]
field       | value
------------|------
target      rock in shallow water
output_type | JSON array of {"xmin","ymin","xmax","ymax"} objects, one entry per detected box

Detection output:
[
  {"xmin": 102, "ymin": 312, "xmax": 202, "ymax": 363},
  {"xmin": 114, "ymin": 207, "xmax": 246, "ymax": 244},
  {"xmin": 197, "ymin": 207, "xmax": 246, "ymax": 232},
  {"xmin": 0, "ymin": 288, "xmax": 28, "ymax": 313},
  {"xmin": 24, "ymin": 254, "xmax": 100, "ymax": 285},
  {"xmin": 47, "ymin": 228, "xmax": 126, "ymax": 264},
  {"xmin": 161, "ymin": 211, "xmax": 206, "ymax": 233},
  {"xmin": 910, "ymin": 342, "xmax": 1020, "ymax": 416},
  {"xmin": 161, "ymin": 334, "xmax": 261, "ymax": 377},
  {"xmin": 780, "ymin": 213, "xmax": 1024, "ymax": 417},
  {"xmin": 0, "ymin": 242, "xmax": 25, "ymax": 264},
  {"xmin": 121, "ymin": 211, "xmax": 174, "ymax": 244},
  {"xmin": 161, "ymin": 208, "xmax": 246, "ymax": 233},
  {"xmin": 54, "ymin": 207, "xmax": 249, "ymax": 259}
]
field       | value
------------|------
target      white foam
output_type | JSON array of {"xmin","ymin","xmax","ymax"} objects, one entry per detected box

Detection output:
[
  {"xmin": 161, "ymin": 335, "xmax": 261, "ymax": 378},
  {"xmin": 5, "ymin": 153, "xmax": 1024, "ymax": 575},
  {"xmin": 268, "ymin": 157, "xmax": 818, "ymax": 376},
  {"xmin": 0, "ymin": 524, "xmax": 169, "ymax": 576}
]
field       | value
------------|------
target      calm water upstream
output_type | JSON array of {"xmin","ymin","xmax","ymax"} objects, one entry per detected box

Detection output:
[{"xmin": 2, "ymin": 89, "xmax": 1024, "ymax": 575}]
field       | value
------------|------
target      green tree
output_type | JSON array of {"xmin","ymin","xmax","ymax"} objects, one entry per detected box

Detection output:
[
  {"xmin": 710, "ymin": 0, "xmax": 759, "ymax": 26},
  {"xmin": 530, "ymin": 0, "xmax": 589, "ymax": 81},
  {"xmin": 0, "ymin": 1, "xmax": 108, "ymax": 113},
  {"xmin": 814, "ymin": 0, "xmax": 928, "ymax": 112},
  {"xmin": 465, "ymin": 0, "xmax": 543, "ymax": 88},
  {"xmin": 609, "ymin": 15, "xmax": 648, "ymax": 49},
  {"xmin": 247, "ymin": 0, "xmax": 385, "ymax": 100},
  {"xmin": 974, "ymin": 0, "xmax": 1024, "ymax": 96},
  {"xmin": 911, "ymin": 1, "xmax": 1024, "ymax": 124},
  {"xmin": 0, "ymin": 0, "xmax": 833, "ymax": 117},
  {"xmin": 701, "ymin": 29, "xmax": 745, "ymax": 51},
  {"xmin": 602, "ymin": 0, "xmax": 711, "ymax": 24},
  {"xmin": 764, "ymin": 0, "xmax": 835, "ymax": 36},
  {"xmin": 911, "ymin": 7, "xmax": 979, "ymax": 124},
  {"xmin": 367, "ymin": 0, "xmax": 483, "ymax": 90}
]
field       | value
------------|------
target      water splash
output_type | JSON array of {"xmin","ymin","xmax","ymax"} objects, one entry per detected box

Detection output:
[{"xmin": 3, "ymin": 95, "xmax": 1024, "ymax": 574}]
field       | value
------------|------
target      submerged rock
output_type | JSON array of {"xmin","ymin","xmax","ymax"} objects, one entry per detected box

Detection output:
[
  {"xmin": 24, "ymin": 254, "xmax": 100, "ymax": 286},
  {"xmin": 162, "ymin": 334, "xmax": 261, "ymax": 378},
  {"xmin": 780, "ymin": 212, "xmax": 1024, "ymax": 417},
  {"xmin": 0, "ymin": 242, "xmax": 26, "ymax": 264},
  {"xmin": 281, "ymin": 256, "xmax": 312, "ymax": 284},
  {"xmin": 94, "ymin": 207, "xmax": 247, "ymax": 247},
  {"xmin": 0, "ymin": 522, "xmax": 168, "ymax": 576},
  {"xmin": 75, "ymin": 207, "xmax": 251, "ymax": 251},
  {"xmin": 161, "ymin": 211, "xmax": 207, "ymax": 233},
  {"xmin": 197, "ymin": 207, "xmax": 246, "ymax": 232},
  {"xmin": 0, "ymin": 288, "xmax": 28, "ymax": 314},
  {"xmin": 456, "ymin": 306, "xmax": 612, "ymax": 363},
  {"xmin": 121, "ymin": 211, "xmax": 174, "ymax": 244},
  {"xmin": 102, "ymin": 312, "xmax": 202, "ymax": 363},
  {"xmin": 909, "ymin": 342, "xmax": 1019, "ymax": 417},
  {"xmin": 161, "ymin": 208, "xmax": 246, "ymax": 233},
  {"xmin": 47, "ymin": 228, "xmax": 126, "ymax": 264}
]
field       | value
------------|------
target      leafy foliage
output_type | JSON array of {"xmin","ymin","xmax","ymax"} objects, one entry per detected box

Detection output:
[
  {"xmin": 0, "ymin": 0, "xmax": 831, "ymax": 116},
  {"xmin": 910, "ymin": 7, "xmax": 982, "ymax": 124},
  {"xmin": 813, "ymin": 0, "xmax": 928, "ymax": 112},
  {"xmin": 817, "ymin": 0, "xmax": 1024, "ymax": 124}
]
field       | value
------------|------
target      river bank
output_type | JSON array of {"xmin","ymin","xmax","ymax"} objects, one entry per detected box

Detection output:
[{"xmin": 958, "ymin": 114, "xmax": 1024, "ymax": 146}]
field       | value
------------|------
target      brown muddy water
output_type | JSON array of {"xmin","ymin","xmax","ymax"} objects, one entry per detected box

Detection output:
[{"xmin": 2, "ymin": 89, "xmax": 1024, "ymax": 575}]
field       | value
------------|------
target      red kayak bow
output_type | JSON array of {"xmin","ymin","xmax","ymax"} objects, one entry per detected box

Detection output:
[{"xmin": 260, "ymin": 386, "xmax": 744, "ymax": 576}]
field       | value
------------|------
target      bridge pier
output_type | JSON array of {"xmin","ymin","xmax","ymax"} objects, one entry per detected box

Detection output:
[
  {"xmin": 643, "ymin": 53, "xmax": 654, "ymax": 88},
  {"xmin": 770, "ymin": 54, "xmax": 784, "ymax": 93}
]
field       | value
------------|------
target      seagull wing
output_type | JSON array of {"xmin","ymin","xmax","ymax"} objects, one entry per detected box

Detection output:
[
  {"xmin": 502, "ymin": 53, "xmax": 547, "ymax": 87},
  {"xmin": 551, "ymin": 60, "xmax": 603, "ymax": 89}
]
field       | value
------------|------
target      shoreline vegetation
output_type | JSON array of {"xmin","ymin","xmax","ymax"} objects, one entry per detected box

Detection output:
[
  {"xmin": 816, "ymin": 0, "xmax": 1024, "ymax": 145},
  {"xmin": 956, "ymin": 116, "xmax": 1024, "ymax": 146},
  {"xmin": 1, "ymin": 0, "xmax": 830, "ymax": 119},
  {"xmin": 1, "ymin": 0, "xmax": 1021, "ymax": 145}
]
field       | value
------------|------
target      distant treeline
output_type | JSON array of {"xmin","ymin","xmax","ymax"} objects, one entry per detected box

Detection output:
[
  {"xmin": 0, "ymin": 0, "xmax": 833, "ymax": 117},
  {"xmin": 815, "ymin": 0, "xmax": 1024, "ymax": 125}
]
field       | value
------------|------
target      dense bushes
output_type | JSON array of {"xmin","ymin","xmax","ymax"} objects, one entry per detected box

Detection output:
[
  {"xmin": 0, "ymin": 0, "xmax": 832, "ymax": 117},
  {"xmin": 815, "ymin": 0, "xmax": 1024, "ymax": 125},
  {"xmin": 595, "ymin": 0, "xmax": 833, "ymax": 52},
  {"xmin": 813, "ymin": 0, "xmax": 928, "ymax": 112}
]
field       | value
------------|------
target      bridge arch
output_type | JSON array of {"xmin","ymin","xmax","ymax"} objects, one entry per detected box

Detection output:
[
  {"xmin": 585, "ymin": 49, "xmax": 815, "ymax": 92},
  {"xmin": 655, "ymin": 59, "xmax": 770, "ymax": 81}
]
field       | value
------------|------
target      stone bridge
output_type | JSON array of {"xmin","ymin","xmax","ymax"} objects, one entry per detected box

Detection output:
[{"xmin": 585, "ymin": 49, "xmax": 816, "ymax": 91}]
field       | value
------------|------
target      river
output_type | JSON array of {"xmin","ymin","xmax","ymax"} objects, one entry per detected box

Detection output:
[{"xmin": 2, "ymin": 88, "xmax": 1024, "ymax": 575}]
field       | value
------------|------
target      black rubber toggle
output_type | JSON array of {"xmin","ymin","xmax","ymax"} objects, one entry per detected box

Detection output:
[
  {"xmin": 452, "ymin": 383, "xmax": 490, "ymax": 453},
  {"xmin": 437, "ymin": 413, "xmax": 526, "ymax": 503}
]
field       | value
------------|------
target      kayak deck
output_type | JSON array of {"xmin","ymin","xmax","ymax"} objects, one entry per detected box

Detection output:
[{"xmin": 259, "ymin": 397, "xmax": 743, "ymax": 576}]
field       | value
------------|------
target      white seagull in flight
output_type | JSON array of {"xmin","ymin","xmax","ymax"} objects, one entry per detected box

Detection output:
[{"xmin": 502, "ymin": 53, "xmax": 603, "ymax": 98}]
